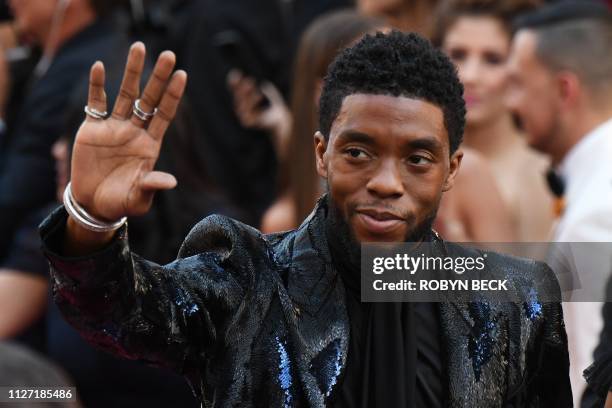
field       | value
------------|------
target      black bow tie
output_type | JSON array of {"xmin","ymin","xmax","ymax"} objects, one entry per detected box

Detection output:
[{"xmin": 546, "ymin": 169, "xmax": 565, "ymax": 198}]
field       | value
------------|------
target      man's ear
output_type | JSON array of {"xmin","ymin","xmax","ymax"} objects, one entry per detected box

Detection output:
[
  {"xmin": 443, "ymin": 149, "xmax": 463, "ymax": 192},
  {"xmin": 556, "ymin": 71, "xmax": 581, "ymax": 111},
  {"xmin": 314, "ymin": 131, "xmax": 328, "ymax": 178}
]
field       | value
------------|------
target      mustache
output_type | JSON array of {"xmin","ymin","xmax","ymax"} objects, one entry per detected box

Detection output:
[{"xmin": 348, "ymin": 201, "xmax": 415, "ymax": 222}]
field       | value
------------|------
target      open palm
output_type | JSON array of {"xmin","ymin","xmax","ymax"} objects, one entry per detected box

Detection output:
[{"xmin": 70, "ymin": 42, "xmax": 187, "ymax": 221}]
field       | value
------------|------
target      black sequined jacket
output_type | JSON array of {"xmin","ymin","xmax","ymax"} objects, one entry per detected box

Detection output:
[{"xmin": 40, "ymin": 198, "xmax": 572, "ymax": 407}]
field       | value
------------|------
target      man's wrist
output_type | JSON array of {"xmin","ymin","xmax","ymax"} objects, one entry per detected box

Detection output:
[{"xmin": 63, "ymin": 215, "xmax": 116, "ymax": 256}]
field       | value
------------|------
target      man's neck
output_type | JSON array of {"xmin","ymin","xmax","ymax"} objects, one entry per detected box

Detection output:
[{"xmin": 553, "ymin": 104, "xmax": 612, "ymax": 166}]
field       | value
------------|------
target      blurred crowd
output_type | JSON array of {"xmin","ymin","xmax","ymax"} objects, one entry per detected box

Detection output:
[{"xmin": 0, "ymin": 0, "xmax": 611, "ymax": 407}]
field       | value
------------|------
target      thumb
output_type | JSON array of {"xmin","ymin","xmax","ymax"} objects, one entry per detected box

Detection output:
[{"xmin": 139, "ymin": 171, "xmax": 177, "ymax": 191}]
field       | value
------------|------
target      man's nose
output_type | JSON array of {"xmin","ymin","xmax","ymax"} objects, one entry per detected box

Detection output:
[{"xmin": 366, "ymin": 159, "xmax": 404, "ymax": 198}]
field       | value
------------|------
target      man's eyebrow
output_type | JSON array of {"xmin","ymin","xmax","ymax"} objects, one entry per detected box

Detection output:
[
  {"xmin": 336, "ymin": 130, "xmax": 445, "ymax": 152},
  {"xmin": 335, "ymin": 130, "xmax": 376, "ymax": 145},
  {"xmin": 406, "ymin": 136, "xmax": 444, "ymax": 152}
]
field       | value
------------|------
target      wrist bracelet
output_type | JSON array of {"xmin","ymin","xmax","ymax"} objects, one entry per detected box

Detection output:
[{"xmin": 63, "ymin": 182, "xmax": 127, "ymax": 233}]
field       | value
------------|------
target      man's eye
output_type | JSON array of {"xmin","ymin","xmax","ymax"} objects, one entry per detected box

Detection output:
[
  {"xmin": 346, "ymin": 148, "xmax": 367, "ymax": 159},
  {"xmin": 408, "ymin": 155, "xmax": 431, "ymax": 165}
]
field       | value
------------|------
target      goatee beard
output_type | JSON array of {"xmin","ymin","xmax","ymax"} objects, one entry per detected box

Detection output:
[{"xmin": 324, "ymin": 194, "xmax": 439, "ymax": 273}]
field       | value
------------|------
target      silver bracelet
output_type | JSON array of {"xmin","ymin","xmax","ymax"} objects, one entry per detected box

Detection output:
[{"xmin": 63, "ymin": 182, "xmax": 127, "ymax": 233}]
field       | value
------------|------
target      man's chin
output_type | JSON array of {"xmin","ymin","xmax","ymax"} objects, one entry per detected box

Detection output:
[{"xmin": 351, "ymin": 222, "xmax": 409, "ymax": 244}]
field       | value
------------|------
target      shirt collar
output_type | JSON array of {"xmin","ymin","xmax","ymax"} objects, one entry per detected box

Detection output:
[{"xmin": 558, "ymin": 117, "xmax": 612, "ymax": 184}]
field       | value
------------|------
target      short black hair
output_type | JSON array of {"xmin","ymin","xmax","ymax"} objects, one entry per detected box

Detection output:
[
  {"xmin": 513, "ymin": 0, "xmax": 611, "ymax": 32},
  {"xmin": 319, "ymin": 30, "xmax": 466, "ymax": 154},
  {"xmin": 513, "ymin": 1, "xmax": 612, "ymax": 94}
]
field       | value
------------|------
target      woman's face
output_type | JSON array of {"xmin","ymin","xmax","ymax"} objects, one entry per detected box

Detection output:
[{"xmin": 443, "ymin": 16, "xmax": 511, "ymax": 127}]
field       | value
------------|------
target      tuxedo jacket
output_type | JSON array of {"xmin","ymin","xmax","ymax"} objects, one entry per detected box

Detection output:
[{"xmin": 40, "ymin": 198, "xmax": 572, "ymax": 407}]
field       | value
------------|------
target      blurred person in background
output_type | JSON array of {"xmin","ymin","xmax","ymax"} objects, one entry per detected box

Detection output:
[
  {"xmin": 357, "ymin": 0, "xmax": 440, "ymax": 38},
  {"xmin": 507, "ymin": 1, "xmax": 612, "ymax": 403},
  {"xmin": 433, "ymin": 0, "xmax": 555, "ymax": 243},
  {"xmin": 0, "ymin": 0, "xmax": 126, "ymax": 261},
  {"xmin": 180, "ymin": 0, "xmax": 351, "ymax": 227}
]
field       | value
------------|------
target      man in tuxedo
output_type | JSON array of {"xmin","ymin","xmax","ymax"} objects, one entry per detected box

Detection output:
[
  {"xmin": 507, "ymin": 1, "xmax": 612, "ymax": 404},
  {"xmin": 40, "ymin": 31, "xmax": 571, "ymax": 406}
]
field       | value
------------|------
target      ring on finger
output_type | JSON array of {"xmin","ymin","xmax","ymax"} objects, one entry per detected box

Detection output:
[
  {"xmin": 132, "ymin": 99, "xmax": 158, "ymax": 122},
  {"xmin": 84, "ymin": 106, "xmax": 108, "ymax": 120}
]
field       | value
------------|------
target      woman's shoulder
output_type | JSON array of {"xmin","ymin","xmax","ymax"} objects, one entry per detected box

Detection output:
[{"xmin": 260, "ymin": 195, "xmax": 298, "ymax": 234}]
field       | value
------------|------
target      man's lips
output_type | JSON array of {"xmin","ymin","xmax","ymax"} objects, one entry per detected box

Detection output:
[{"xmin": 355, "ymin": 209, "xmax": 405, "ymax": 235}]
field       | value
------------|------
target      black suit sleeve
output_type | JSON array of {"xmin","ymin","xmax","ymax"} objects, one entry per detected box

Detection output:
[{"xmin": 39, "ymin": 206, "xmax": 269, "ymax": 375}]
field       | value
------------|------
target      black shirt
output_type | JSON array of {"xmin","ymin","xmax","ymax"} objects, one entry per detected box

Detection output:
[{"xmin": 335, "ymin": 291, "xmax": 444, "ymax": 407}]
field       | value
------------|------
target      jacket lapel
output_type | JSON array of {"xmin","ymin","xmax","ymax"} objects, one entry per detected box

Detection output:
[{"xmin": 274, "ymin": 200, "xmax": 350, "ymax": 406}]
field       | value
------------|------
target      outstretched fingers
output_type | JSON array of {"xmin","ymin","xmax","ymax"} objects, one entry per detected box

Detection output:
[
  {"xmin": 112, "ymin": 42, "xmax": 146, "ymax": 119},
  {"xmin": 85, "ymin": 61, "xmax": 107, "ymax": 122},
  {"xmin": 131, "ymin": 50, "xmax": 176, "ymax": 128},
  {"xmin": 147, "ymin": 70, "xmax": 188, "ymax": 141}
]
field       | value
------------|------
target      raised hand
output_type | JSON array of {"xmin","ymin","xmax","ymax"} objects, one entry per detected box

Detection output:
[{"xmin": 70, "ymin": 42, "xmax": 187, "ymax": 222}]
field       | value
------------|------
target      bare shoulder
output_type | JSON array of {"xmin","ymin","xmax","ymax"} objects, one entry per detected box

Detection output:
[
  {"xmin": 454, "ymin": 147, "xmax": 496, "ymax": 191},
  {"xmin": 260, "ymin": 195, "xmax": 297, "ymax": 234}
]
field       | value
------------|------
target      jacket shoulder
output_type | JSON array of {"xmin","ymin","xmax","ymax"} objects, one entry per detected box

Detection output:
[
  {"xmin": 177, "ymin": 214, "xmax": 273, "ymax": 266},
  {"xmin": 481, "ymin": 250, "xmax": 562, "ymax": 303},
  {"xmin": 443, "ymin": 243, "xmax": 562, "ymax": 303}
]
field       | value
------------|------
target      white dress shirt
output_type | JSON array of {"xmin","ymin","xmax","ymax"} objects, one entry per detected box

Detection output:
[{"xmin": 553, "ymin": 117, "xmax": 612, "ymax": 405}]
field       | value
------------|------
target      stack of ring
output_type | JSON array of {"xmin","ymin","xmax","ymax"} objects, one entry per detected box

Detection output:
[
  {"xmin": 84, "ymin": 106, "xmax": 108, "ymax": 120},
  {"xmin": 133, "ymin": 99, "xmax": 158, "ymax": 122}
]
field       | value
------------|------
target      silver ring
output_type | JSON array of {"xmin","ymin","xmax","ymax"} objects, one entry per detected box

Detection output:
[
  {"xmin": 133, "ymin": 99, "xmax": 158, "ymax": 122},
  {"xmin": 84, "ymin": 106, "xmax": 108, "ymax": 120}
]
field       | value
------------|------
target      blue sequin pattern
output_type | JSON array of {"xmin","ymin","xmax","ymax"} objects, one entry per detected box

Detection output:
[
  {"xmin": 322, "ymin": 339, "xmax": 343, "ymax": 397},
  {"xmin": 468, "ymin": 302, "xmax": 497, "ymax": 381},
  {"xmin": 523, "ymin": 288, "xmax": 543, "ymax": 321},
  {"xmin": 326, "ymin": 341, "xmax": 342, "ymax": 397},
  {"xmin": 174, "ymin": 288, "xmax": 200, "ymax": 317},
  {"xmin": 276, "ymin": 336, "xmax": 293, "ymax": 407}
]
